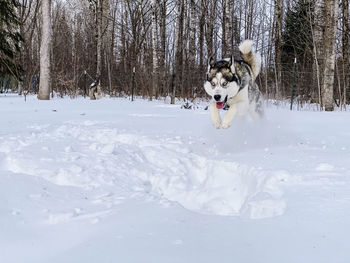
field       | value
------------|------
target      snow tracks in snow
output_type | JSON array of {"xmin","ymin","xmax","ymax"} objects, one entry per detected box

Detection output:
[{"xmin": 0, "ymin": 121, "xmax": 288, "ymax": 219}]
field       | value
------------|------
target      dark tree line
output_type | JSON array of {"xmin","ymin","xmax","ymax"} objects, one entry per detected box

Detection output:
[{"xmin": 0, "ymin": 0, "xmax": 23, "ymax": 85}]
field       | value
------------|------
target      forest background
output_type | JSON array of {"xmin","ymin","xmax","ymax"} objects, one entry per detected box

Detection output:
[{"xmin": 1, "ymin": 0, "xmax": 349, "ymax": 111}]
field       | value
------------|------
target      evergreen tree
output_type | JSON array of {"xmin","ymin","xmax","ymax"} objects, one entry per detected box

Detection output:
[
  {"xmin": 281, "ymin": 0, "xmax": 314, "ymax": 71},
  {"xmin": 0, "ymin": 0, "xmax": 23, "ymax": 79},
  {"xmin": 281, "ymin": 0, "xmax": 314, "ymax": 98}
]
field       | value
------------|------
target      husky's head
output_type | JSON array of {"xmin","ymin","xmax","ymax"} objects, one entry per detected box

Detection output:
[{"xmin": 204, "ymin": 56, "xmax": 240, "ymax": 109}]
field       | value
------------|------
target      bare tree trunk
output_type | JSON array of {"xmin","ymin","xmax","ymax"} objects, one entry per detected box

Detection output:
[
  {"xmin": 108, "ymin": 3, "xmax": 117, "ymax": 96},
  {"xmin": 274, "ymin": 0, "xmax": 283, "ymax": 99},
  {"xmin": 189, "ymin": 0, "xmax": 196, "ymax": 66},
  {"xmin": 96, "ymin": 0, "xmax": 103, "ymax": 83},
  {"xmin": 226, "ymin": 0, "xmax": 232, "ymax": 54},
  {"xmin": 38, "ymin": 0, "xmax": 52, "ymax": 100},
  {"xmin": 91, "ymin": 0, "xmax": 109, "ymax": 100},
  {"xmin": 120, "ymin": 2, "xmax": 126, "ymax": 76},
  {"xmin": 172, "ymin": 0, "xmax": 184, "ymax": 104},
  {"xmin": 159, "ymin": 0, "xmax": 167, "ymax": 97},
  {"xmin": 181, "ymin": 0, "xmax": 188, "ymax": 98},
  {"xmin": 205, "ymin": 0, "xmax": 216, "ymax": 58},
  {"xmin": 231, "ymin": 0, "xmax": 240, "ymax": 56},
  {"xmin": 151, "ymin": 0, "xmax": 159, "ymax": 100},
  {"xmin": 199, "ymin": 0, "xmax": 205, "ymax": 70},
  {"xmin": 313, "ymin": 0, "xmax": 326, "ymax": 104},
  {"xmin": 244, "ymin": 0, "xmax": 254, "ymax": 39},
  {"xmin": 221, "ymin": 0, "xmax": 231, "ymax": 57},
  {"xmin": 342, "ymin": 0, "xmax": 349, "ymax": 106},
  {"xmin": 322, "ymin": 0, "xmax": 339, "ymax": 111},
  {"xmin": 222, "ymin": 0, "xmax": 227, "ymax": 57},
  {"xmin": 188, "ymin": 0, "xmax": 196, "ymax": 97}
]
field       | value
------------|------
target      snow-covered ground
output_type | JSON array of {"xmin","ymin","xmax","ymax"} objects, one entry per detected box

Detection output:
[{"xmin": 1, "ymin": 94, "xmax": 349, "ymax": 263}]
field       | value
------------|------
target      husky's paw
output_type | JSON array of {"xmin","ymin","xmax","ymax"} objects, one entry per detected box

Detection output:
[
  {"xmin": 212, "ymin": 119, "xmax": 221, "ymax": 129},
  {"xmin": 221, "ymin": 120, "xmax": 232, "ymax": 129}
]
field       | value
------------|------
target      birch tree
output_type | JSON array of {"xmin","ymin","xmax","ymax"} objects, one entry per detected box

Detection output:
[
  {"xmin": 313, "ymin": 0, "xmax": 326, "ymax": 104},
  {"xmin": 172, "ymin": 0, "xmax": 184, "ymax": 104},
  {"xmin": 226, "ymin": 0, "xmax": 232, "ymax": 55},
  {"xmin": 159, "ymin": 0, "xmax": 167, "ymax": 96},
  {"xmin": 150, "ymin": 0, "xmax": 159, "ymax": 100},
  {"xmin": 38, "ymin": 0, "xmax": 52, "ymax": 100},
  {"xmin": 204, "ymin": 0, "xmax": 217, "ymax": 59},
  {"xmin": 221, "ymin": 0, "xmax": 228, "ymax": 57},
  {"xmin": 189, "ymin": 0, "xmax": 196, "ymax": 67},
  {"xmin": 342, "ymin": 0, "xmax": 349, "ymax": 105},
  {"xmin": 321, "ymin": 0, "xmax": 339, "ymax": 111},
  {"xmin": 274, "ymin": 0, "xmax": 283, "ymax": 98},
  {"xmin": 199, "ymin": 0, "xmax": 206, "ymax": 70},
  {"xmin": 96, "ymin": 0, "xmax": 103, "ymax": 85}
]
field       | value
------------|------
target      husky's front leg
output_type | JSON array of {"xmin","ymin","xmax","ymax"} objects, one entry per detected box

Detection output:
[
  {"xmin": 221, "ymin": 104, "xmax": 238, "ymax": 129},
  {"xmin": 210, "ymin": 101, "xmax": 221, "ymax": 129}
]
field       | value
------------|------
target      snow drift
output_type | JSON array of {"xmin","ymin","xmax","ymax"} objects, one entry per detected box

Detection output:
[
  {"xmin": 2, "ymin": 120, "xmax": 288, "ymax": 219},
  {"xmin": 2, "ymin": 95, "xmax": 350, "ymax": 263}
]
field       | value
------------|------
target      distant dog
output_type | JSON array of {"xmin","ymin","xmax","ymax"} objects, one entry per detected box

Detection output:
[
  {"xmin": 89, "ymin": 80, "xmax": 102, "ymax": 100},
  {"xmin": 204, "ymin": 40, "xmax": 264, "ymax": 129}
]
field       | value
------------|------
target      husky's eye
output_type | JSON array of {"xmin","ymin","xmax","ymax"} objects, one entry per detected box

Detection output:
[
  {"xmin": 222, "ymin": 81, "xmax": 228, "ymax": 86},
  {"xmin": 211, "ymin": 81, "xmax": 215, "ymax": 86}
]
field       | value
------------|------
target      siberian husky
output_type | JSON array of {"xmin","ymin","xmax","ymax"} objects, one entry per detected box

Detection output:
[{"xmin": 204, "ymin": 40, "xmax": 264, "ymax": 129}]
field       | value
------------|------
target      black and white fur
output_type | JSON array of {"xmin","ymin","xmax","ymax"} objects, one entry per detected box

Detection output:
[{"xmin": 204, "ymin": 40, "xmax": 263, "ymax": 129}]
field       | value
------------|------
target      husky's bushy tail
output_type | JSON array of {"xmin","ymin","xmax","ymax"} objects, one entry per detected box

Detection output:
[{"xmin": 239, "ymin": 40, "xmax": 261, "ymax": 82}]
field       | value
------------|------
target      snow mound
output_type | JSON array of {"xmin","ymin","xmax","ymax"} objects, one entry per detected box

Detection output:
[
  {"xmin": 315, "ymin": 163, "xmax": 334, "ymax": 172},
  {"xmin": 1, "ymin": 122, "xmax": 288, "ymax": 219},
  {"xmin": 144, "ymin": 157, "xmax": 287, "ymax": 219}
]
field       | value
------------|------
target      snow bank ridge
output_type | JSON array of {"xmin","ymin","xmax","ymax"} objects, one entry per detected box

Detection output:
[{"xmin": 1, "ymin": 122, "xmax": 289, "ymax": 219}]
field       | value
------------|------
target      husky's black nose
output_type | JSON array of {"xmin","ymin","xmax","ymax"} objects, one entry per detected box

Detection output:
[{"xmin": 214, "ymin": 95, "xmax": 221, "ymax": 101}]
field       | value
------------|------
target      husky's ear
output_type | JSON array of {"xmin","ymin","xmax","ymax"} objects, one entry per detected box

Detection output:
[
  {"xmin": 229, "ymin": 55, "xmax": 236, "ymax": 73},
  {"xmin": 208, "ymin": 56, "xmax": 215, "ymax": 70},
  {"xmin": 228, "ymin": 55, "xmax": 233, "ymax": 66},
  {"xmin": 206, "ymin": 56, "xmax": 215, "ymax": 80}
]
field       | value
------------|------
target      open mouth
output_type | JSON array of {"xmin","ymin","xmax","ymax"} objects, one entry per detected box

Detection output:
[{"xmin": 216, "ymin": 96, "xmax": 228, "ymax": 109}]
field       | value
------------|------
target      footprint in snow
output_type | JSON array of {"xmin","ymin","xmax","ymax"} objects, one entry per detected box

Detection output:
[
  {"xmin": 173, "ymin": 239, "xmax": 184, "ymax": 245},
  {"xmin": 315, "ymin": 163, "xmax": 334, "ymax": 172}
]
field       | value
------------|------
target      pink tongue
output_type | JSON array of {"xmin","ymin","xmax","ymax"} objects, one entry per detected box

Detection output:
[{"xmin": 216, "ymin": 101, "xmax": 225, "ymax": 109}]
